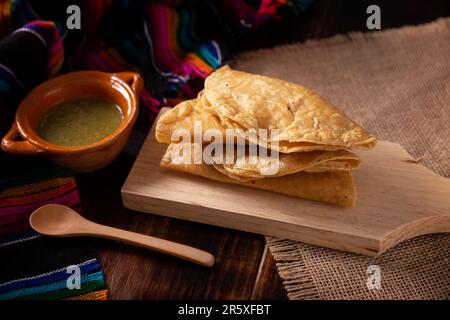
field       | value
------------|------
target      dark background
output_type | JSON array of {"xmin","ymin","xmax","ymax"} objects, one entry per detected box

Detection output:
[
  {"xmin": 240, "ymin": 0, "xmax": 450, "ymax": 52},
  {"xmin": 21, "ymin": 0, "xmax": 450, "ymax": 55}
]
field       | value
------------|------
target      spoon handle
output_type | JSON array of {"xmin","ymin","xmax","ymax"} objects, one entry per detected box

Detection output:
[{"xmin": 82, "ymin": 223, "xmax": 215, "ymax": 267}]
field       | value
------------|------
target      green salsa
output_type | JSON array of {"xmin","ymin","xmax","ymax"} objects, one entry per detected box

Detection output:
[{"xmin": 38, "ymin": 98, "xmax": 123, "ymax": 146}]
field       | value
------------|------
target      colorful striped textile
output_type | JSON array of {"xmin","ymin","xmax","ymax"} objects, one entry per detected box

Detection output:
[
  {"xmin": 0, "ymin": 0, "xmax": 39, "ymax": 39},
  {"xmin": 217, "ymin": 0, "xmax": 314, "ymax": 28},
  {"xmin": 70, "ymin": 0, "xmax": 224, "ymax": 120},
  {"xmin": 17, "ymin": 20, "xmax": 65, "ymax": 77},
  {"xmin": 0, "ymin": 167, "xmax": 108, "ymax": 300},
  {"xmin": 0, "ymin": 19, "xmax": 64, "ymax": 135}
]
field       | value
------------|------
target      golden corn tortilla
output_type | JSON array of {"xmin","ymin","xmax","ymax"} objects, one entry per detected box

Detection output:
[
  {"xmin": 213, "ymin": 161, "xmax": 356, "ymax": 182},
  {"xmin": 215, "ymin": 147, "xmax": 360, "ymax": 182},
  {"xmin": 155, "ymin": 98, "xmax": 227, "ymax": 145},
  {"xmin": 155, "ymin": 98, "xmax": 361, "ymax": 175},
  {"xmin": 163, "ymin": 140, "xmax": 360, "ymax": 182},
  {"xmin": 156, "ymin": 100, "xmax": 361, "ymax": 181},
  {"xmin": 202, "ymin": 66, "xmax": 377, "ymax": 152},
  {"xmin": 160, "ymin": 144, "xmax": 356, "ymax": 207},
  {"xmin": 304, "ymin": 161, "xmax": 359, "ymax": 173}
]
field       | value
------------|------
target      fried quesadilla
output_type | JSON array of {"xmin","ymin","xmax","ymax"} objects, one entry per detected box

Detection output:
[
  {"xmin": 155, "ymin": 66, "xmax": 377, "ymax": 206},
  {"xmin": 164, "ymin": 142, "xmax": 360, "ymax": 182},
  {"xmin": 202, "ymin": 66, "xmax": 377, "ymax": 152},
  {"xmin": 161, "ymin": 143, "xmax": 356, "ymax": 207}
]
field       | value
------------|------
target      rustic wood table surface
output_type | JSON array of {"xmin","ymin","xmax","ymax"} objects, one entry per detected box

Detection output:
[{"xmin": 74, "ymin": 0, "xmax": 448, "ymax": 299}]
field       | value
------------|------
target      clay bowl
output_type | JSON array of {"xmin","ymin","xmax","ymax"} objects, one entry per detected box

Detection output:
[{"xmin": 1, "ymin": 71, "xmax": 143, "ymax": 172}]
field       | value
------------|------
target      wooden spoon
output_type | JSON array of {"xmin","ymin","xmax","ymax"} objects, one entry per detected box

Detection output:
[{"xmin": 29, "ymin": 204, "xmax": 215, "ymax": 267}]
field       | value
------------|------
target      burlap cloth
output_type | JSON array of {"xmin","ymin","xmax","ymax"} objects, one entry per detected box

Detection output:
[{"xmin": 231, "ymin": 18, "xmax": 450, "ymax": 300}]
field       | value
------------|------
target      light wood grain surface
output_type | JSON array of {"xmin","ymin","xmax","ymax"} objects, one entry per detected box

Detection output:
[{"xmin": 121, "ymin": 108, "xmax": 450, "ymax": 256}]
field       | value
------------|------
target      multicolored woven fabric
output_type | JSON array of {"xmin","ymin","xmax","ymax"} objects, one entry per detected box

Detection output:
[
  {"xmin": 0, "ymin": 17, "xmax": 65, "ymax": 134},
  {"xmin": 0, "ymin": 167, "xmax": 108, "ymax": 300},
  {"xmin": 0, "ymin": 0, "xmax": 312, "ymax": 125}
]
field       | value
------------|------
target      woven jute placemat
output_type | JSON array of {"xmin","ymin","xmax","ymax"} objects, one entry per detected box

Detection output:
[{"xmin": 232, "ymin": 18, "xmax": 450, "ymax": 300}]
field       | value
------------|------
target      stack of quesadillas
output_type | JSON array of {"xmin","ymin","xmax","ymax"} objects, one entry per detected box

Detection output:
[{"xmin": 155, "ymin": 66, "xmax": 376, "ymax": 206}]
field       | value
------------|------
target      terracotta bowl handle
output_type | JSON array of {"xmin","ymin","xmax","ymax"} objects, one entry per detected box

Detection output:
[
  {"xmin": 1, "ymin": 123, "xmax": 44, "ymax": 155},
  {"xmin": 115, "ymin": 72, "xmax": 144, "ymax": 96}
]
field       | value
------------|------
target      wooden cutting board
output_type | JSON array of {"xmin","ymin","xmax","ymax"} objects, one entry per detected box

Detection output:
[{"xmin": 121, "ymin": 108, "xmax": 450, "ymax": 256}]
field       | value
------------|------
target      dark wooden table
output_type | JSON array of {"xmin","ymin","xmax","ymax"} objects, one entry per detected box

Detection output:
[{"xmin": 76, "ymin": 0, "xmax": 449, "ymax": 299}]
